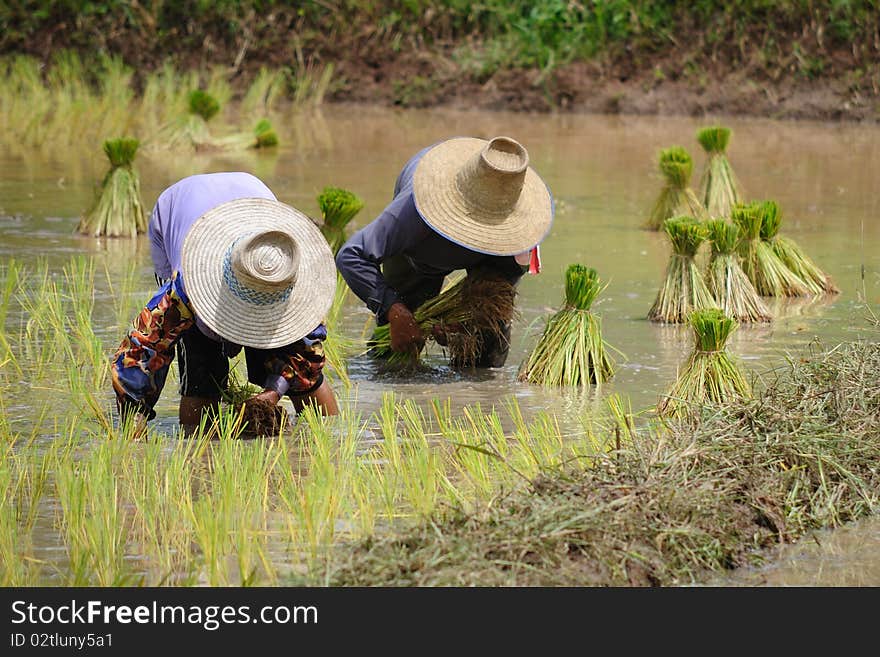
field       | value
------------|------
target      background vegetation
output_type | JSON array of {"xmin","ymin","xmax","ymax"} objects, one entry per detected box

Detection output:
[{"xmin": 2, "ymin": 1, "xmax": 878, "ymax": 112}]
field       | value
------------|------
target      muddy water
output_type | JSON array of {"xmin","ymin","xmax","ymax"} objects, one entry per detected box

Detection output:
[{"xmin": 2, "ymin": 106, "xmax": 879, "ymax": 584}]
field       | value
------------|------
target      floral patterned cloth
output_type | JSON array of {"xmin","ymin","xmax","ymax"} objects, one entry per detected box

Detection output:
[{"xmin": 111, "ymin": 272, "xmax": 326, "ymax": 420}]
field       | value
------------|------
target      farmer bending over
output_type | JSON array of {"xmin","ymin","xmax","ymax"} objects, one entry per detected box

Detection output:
[
  {"xmin": 112, "ymin": 172, "xmax": 339, "ymax": 436},
  {"xmin": 336, "ymin": 136, "xmax": 554, "ymax": 366}
]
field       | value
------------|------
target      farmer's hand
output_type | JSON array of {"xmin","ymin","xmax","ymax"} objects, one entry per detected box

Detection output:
[
  {"xmin": 244, "ymin": 389, "xmax": 281, "ymax": 409},
  {"xmin": 431, "ymin": 322, "xmax": 464, "ymax": 347},
  {"xmin": 387, "ymin": 302, "xmax": 424, "ymax": 354}
]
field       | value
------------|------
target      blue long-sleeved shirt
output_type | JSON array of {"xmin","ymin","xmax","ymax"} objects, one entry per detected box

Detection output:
[{"xmin": 335, "ymin": 147, "xmax": 527, "ymax": 323}]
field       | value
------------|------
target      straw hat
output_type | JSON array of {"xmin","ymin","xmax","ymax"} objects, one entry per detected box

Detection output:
[
  {"xmin": 412, "ymin": 136, "xmax": 553, "ymax": 256},
  {"xmin": 181, "ymin": 198, "xmax": 337, "ymax": 349}
]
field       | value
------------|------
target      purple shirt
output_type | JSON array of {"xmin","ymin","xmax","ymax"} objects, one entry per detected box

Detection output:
[{"xmin": 148, "ymin": 172, "xmax": 276, "ymax": 280}]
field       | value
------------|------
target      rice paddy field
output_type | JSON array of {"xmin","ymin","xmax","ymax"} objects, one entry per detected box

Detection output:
[{"xmin": 2, "ymin": 100, "xmax": 880, "ymax": 586}]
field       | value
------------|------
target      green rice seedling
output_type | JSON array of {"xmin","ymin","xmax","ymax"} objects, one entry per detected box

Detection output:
[
  {"xmin": 705, "ymin": 219, "xmax": 771, "ymax": 322},
  {"xmin": 207, "ymin": 435, "xmax": 282, "ymax": 585},
  {"xmin": 77, "ymin": 137, "xmax": 147, "ymax": 238},
  {"xmin": 758, "ymin": 200, "xmax": 840, "ymax": 295},
  {"xmin": 0, "ymin": 444, "xmax": 47, "ymax": 586},
  {"xmin": 696, "ymin": 126, "xmax": 743, "ymax": 219},
  {"xmin": 322, "ymin": 273, "xmax": 353, "ymax": 388},
  {"xmin": 369, "ymin": 274, "xmax": 517, "ymax": 368},
  {"xmin": 657, "ymin": 308, "xmax": 751, "ymax": 418},
  {"xmin": 0, "ymin": 259, "xmax": 22, "ymax": 374},
  {"xmin": 436, "ymin": 410, "xmax": 498, "ymax": 505},
  {"xmin": 277, "ymin": 405, "xmax": 357, "ymax": 569},
  {"xmin": 317, "ymin": 186, "xmax": 365, "ymax": 256},
  {"xmin": 396, "ymin": 400, "xmax": 443, "ymax": 519},
  {"xmin": 733, "ymin": 203, "xmax": 811, "ymax": 297},
  {"xmin": 648, "ymin": 216, "xmax": 715, "ymax": 323},
  {"xmin": 54, "ymin": 439, "xmax": 130, "ymax": 586},
  {"xmin": 646, "ymin": 146, "xmax": 708, "ymax": 230},
  {"xmin": 518, "ymin": 264, "xmax": 618, "ymax": 386},
  {"xmin": 127, "ymin": 437, "xmax": 198, "ymax": 585}
]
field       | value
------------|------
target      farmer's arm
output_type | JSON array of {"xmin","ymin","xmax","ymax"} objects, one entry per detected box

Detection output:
[
  {"xmin": 111, "ymin": 274, "xmax": 194, "ymax": 433},
  {"xmin": 259, "ymin": 324, "xmax": 338, "ymax": 416},
  {"xmin": 335, "ymin": 191, "xmax": 431, "ymax": 324}
]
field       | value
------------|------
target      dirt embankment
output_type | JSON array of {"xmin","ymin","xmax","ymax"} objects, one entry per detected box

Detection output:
[
  {"xmin": 329, "ymin": 40, "xmax": 879, "ymax": 122},
  {"xmin": 6, "ymin": 6, "xmax": 880, "ymax": 122}
]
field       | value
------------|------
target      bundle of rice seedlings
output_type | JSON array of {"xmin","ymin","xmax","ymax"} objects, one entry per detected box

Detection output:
[
  {"xmin": 696, "ymin": 126, "xmax": 743, "ymax": 219},
  {"xmin": 733, "ymin": 202, "xmax": 811, "ymax": 297},
  {"xmin": 318, "ymin": 186, "xmax": 365, "ymax": 255},
  {"xmin": 657, "ymin": 308, "xmax": 751, "ymax": 418},
  {"xmin": 648, "ymin": 216, "xmax": 715, "ymax": 323},
  {"xmin": 214, "ymin": 118, "xmax": 279, "ymax": 150},
  {"xmin": 517, "ymin": 265, "xmax": 617, "ymax": 386},
  {"xmin": 758, "ymin": 200, "xmax": 840, "ymax": 295},
  {"xmin": 76, "ymin": 137, "xmax": 146, "ymax": 238},
  {"xmin": 369, "ymin": 275, "xmax": 517, "ymax": 368},
  {"xmin": 253, "ymin": 119, "xmax": 278, "ymax": 148},
  {"xmin": 705, "ymin": 219, "xmax": 771, "ymax": 322},
  {"xmin": 645, "ymin": 146, "xmax": 708, "ymax": 230},
  {"xmin": 155, "ymin": 89, "xmax": 220, "ymax": 151}
]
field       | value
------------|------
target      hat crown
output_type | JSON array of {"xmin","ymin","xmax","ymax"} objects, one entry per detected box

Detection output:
[
  {"xmin": 455, "ymin": 136, "xmax": 529, "ymax": 219},
  {"xmin": 230, "ymin": 230, "xmax": 299, "ymax": 294}
]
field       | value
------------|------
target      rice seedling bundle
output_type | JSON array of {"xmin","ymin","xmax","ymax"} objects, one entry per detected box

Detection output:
[
  {"xmin": 76, "ymin": 137, "xmax": 146, "ymax": 238},
  {"xmin": 253, "ymin": 119, "xmax": 278, "ymax": 148},
  {"xmin": 705, "ymin": 219, "xmax": 771, "ymax": 322},
  {"xmin": 648, "ymin": 216, "xmax": 715, "ymax": 323},
  {"xmin": 657, "ymin": 308, "xmax": 751, "ymax": 418},
  {"xmin": 155, "ymin": 89, "xmax": 220, "ymax": 151},
  {"xmin": 369, "ymin": 275, "xmax": 517, "ymax": 368},
  {"xmin": 758, "ymin": 200, "xmax": 840, "ymax": 295},
  {"xmin": 214, "ymin": 118, "xmax": 279, "ymax": 150},
  {"xmin": 733, "ymin": 202, "xmax": 811, "ymax": 297},
  {"xmin": 318, "ymin": 186, "xmax": 365, "ymax": 256},
  {"xmin": 646, "ymin": 146, "xmax": 708, "ymax": 230},
  {"xmin": 517, "ymin": 264, "xmax": 617, "ymax": 386},
  {"xmin": 696, "ymin": 126, "xmax": 743, "ymax": 219}
]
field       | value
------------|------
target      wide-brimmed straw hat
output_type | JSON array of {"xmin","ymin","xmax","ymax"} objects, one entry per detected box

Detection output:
[
  {"xmin": 412, "ymin": 136, "xmax": 553, "ymax": 256},
  {"xmin": 181, "ymin": 198, "xmax": 336, "ymax": 349}
]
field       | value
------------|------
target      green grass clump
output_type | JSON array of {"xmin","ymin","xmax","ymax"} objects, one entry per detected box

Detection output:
[
  {"xmin": 369, "ymin": 275, "xmax": 517, "ymax": 369},
  {"xmin": 733, "ymin": 202, "xmax": 811, "ymax": 297},
  {"xmin": 705, "ymin": 219, "xmax": 771, "ymax": 322},
  {"xmin": 518, "ymin": 265, "xmax": 618, "ymax": 386},
  {"xmin": 696, "ymin": 126, "xmax": 742, "ymax": 219},
  {"xmin": 648, "ymin": 216, "xmax": 714, "ymax": 323},
  {"xmin": 318, "ymin": 186, "xmax": 366, "ymax": 256},
  {"xmin": 758, "ymin": 200, "xmax": 840, "ymax": 295},
  {"xmin": 657, "ymin": 308, "xmax": 751, "ymax": 418},
  {"xmin": 76, "ymin": 137, "xmax": 146, "ymax": 238},
  {"xmin": 645, "ymin": 146, "xmax": 707, "ymax": 230}
]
